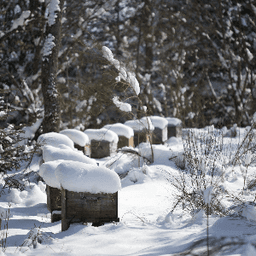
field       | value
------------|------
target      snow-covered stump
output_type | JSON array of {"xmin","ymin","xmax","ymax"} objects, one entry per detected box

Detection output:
[
  {"xmin": 84, "ymin": 128, "xmax": 119, "ymax": 159},
  {"xmin": 104, "ymin": 123, "xmax": 134, "ymax": 149},
  {"xmin": 46, "ymin": 185, "xmax": 62, "ymax": 222},
  {"xmin": 166, "ymin": 117, "xmax": 182, "ymax": 138},
  {"xmin": 124, "ymin": 117, "xmax": 154, "ymax": 147},
  {"xmin": 150, "ymin": 116, "xmax": 168, "ymax": 144},
  {"xmin": 53, "ymin": 162, "xmax": 121, "ymax": 231},
  {"xmin": 60, "ymin": 129, "xmax": 91, "ymax": 157}
]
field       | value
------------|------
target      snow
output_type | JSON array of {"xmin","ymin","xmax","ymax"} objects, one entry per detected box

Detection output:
[
  {"xmin": 47, "ymin": 0, "xmax": 60, "ymax": 26},
  {"xmin": 102, "ymin": 46, "xmax": 140, "ymax": 95},
  {"xmin": 55, "ymin": 161, "xmax": 121, "ymax": 193},
  {"xmin": 42, "ymin": 33, "xmax": 55, "ymax": 58},
  {"xmin": 104, "ymin": 123, "xmax": 134, "ymax": 139},
  {"xmin": 39, "ymin": 160, "xmax": 63, "ymax": 189},
  {"xmin": 21, "ymin": 119, "xmax": 43, "ymax": 141},
  {"xmin": 166, "ymin": 117, "xmax": 182, "ymax": 126},
  {"xmin": 10, "ymin": 10, "xmax": 31, "ymax": 31},
  {"xmin": 60, "ymin": 129, "xmax": 90, "ymax": 147},
  {"xmin": 37, "ymin": 132, "xmax": 74, "ymax": 149},
  {"xmin": 112, "ymin": 96, "xmax": 132, "ymax": 112},
  {"xmin": 84, "ymin": 128, "xmax": 119, "ymax": 143},
  {"xmin": 2, "ymin": 126, "xmax": 256, "ymax": 255},
  {"xmin": 149, "ymin": 116, "xmax": 168, "ymax": 129},
  {"xmin": 42, "ymin": 144, "xmax": 97, "ymax": 165},
  {"xmin": 124, "ymin": 117, "xmax": 154, "ymax": 131}
]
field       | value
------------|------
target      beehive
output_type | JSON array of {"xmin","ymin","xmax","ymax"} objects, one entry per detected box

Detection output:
[
  {"xmin": 53, "ymin": 161, "xmax": 121, "ymax": 231},
  {"xmin": 84, "ymin": 128, "xmax": 118, "ymax": 158},
  {"xmin": 60, "ymin": 129, "xmax": 91, "ymax": 157},
  {"xmin": 166, "ymin": 117, "xmax": 182, "ymax": 138},
  {"xmin": 61, "ymin": 190, "xmax": 119, "ymax": 231},
  {"xmin": 104, "ymin": 123, "xmax": 134, "ymax": 148},
  {"xmin": 150, "ymin": 116, "xmax": 168, "ymax": 144},
  {"xmin": 124, "ymin": 117, "xmax": 154, "ymax": 147}
]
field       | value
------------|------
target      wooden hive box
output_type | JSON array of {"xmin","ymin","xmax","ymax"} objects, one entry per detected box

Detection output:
[
  {"xmin": 104, "ymin": 123, "xmax": 134, "ymax": 149},
  {"xmin": 74, "ymin": 143, "xmax": 91, "ymax": 157},
  {"xmin": 60, "ymin": 129, "xmax": 91, "ymax": 156},
  {"xmin": 90, "ymin": 139, "xmax": 117, "ymax": 158},
  {"xmin": 125, "ymin": 118, "xmax": 154, "ymax": 147},
  {"xmin": 149, "ymin": 116, "xmax": 168, "ymax": 144},
  {"xmin": 61, "ymin": 190, "xmax": 119, "ymax": 231},
  {"xmin": 152, "ymin": 126, "xmax": 168, "ymax": 144},
  {"xmin": 133, "ymin": 130, "xmax": 151, "ymax": 147},
  {"xmin": 84, "ymin": 128, "xmax": 118, "ymax": 158},
  {"xmin": 118, "ymin": 135, "xmax": 134, "ymax": 148},
  {"xmin": 166, "ymin": 117, "xmax": 183, "ymax": 138},
  {"xmin": 46, "ymin": 185, "xmax": 62, "ymax": 222}
]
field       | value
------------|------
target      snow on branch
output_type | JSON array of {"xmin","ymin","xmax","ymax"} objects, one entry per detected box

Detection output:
[
  {"xmin": 42, "ymin": 34, "xmax": 56, "ymax": 59},
  {"xmin": 47, "ymin": 0, "xmax": 61, "ymax": 26},
  {"xmin": 113, "ymin": 96, "xmax": 132, "ymax": 112},
  {"xmin": 102, "ymin": 46, "xmax": 140, "ymax": 95},
  {"xmin": 10, "ymin": 10, "xmax": 31, "ymax": 31}
]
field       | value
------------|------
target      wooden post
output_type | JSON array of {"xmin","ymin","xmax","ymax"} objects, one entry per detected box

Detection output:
[{"xmin": 61, "ymin": 188, "xmax": 69, "ymax": 231}]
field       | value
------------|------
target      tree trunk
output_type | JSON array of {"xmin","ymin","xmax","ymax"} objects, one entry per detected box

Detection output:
[{"xmin": 41, "ymin": 0, "xmax": 64, "ymax": 133}]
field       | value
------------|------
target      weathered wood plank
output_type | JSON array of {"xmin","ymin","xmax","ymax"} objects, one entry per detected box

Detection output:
[
  {"xmin": 46, "ymin": 185, "xmax": 61, "ymax": 213},
  {"xmin": 61, "ymin": 190, "xmax": 119, "ymax": 231}
]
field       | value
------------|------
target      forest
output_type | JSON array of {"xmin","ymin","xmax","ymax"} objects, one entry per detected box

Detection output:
[{"xmin": 1, "ymin": 0, "xmax": 255, "ymax": 133}]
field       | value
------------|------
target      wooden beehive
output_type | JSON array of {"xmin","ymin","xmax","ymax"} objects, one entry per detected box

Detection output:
[
  {"xmin": 152, "ymin": 126, "xmax": 168, "ymax": 144},
  {"xmin": 168, "ymin": 123, "xmax": 182, "ymax": 138},
  {"xmin": 133, "ymin": 130, "xmax": 151, "ymax": 147},
  {"xmin": 46, "ymin": 185, "xmax": 62, "ymax": 222},
  {"xmin": 74, "ymin": 143, "xmax": 91, "ymax": 157},
  {"xmin": 61, "ymin": 190, "xmax": 119, "ymax": 231},
  {"xmin": 166, "ymin": 117, "xmax": 183, "ymax": 138},
  {"xmin": 90, "ymin": 139, "xmax": 117, "ymax": 158},
  {"xmin": 118, "ymin": 136, "xmax": 134, "ymax": 148}
]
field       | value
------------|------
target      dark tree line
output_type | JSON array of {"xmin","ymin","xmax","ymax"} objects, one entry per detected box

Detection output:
[{"xmin": 0, "ymin": 0, "xmax": 255, "ymax": 135}]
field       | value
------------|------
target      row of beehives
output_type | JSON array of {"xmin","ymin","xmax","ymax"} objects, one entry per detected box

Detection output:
[
  {"xmin": 62, "ymin": 116, "xmax": 182, "ymax": 159},
  {"xmin": 37, "ymin": 116, "xmax": 182, "ymax": 231},
  {"xmin": 37, "ymin": 132, "xmax": 121, "ymax": 231}
]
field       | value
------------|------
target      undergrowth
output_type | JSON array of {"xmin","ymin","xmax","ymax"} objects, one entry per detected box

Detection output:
[{"xmin": 169, "ymin": 121, "xmax": 256, "ymax": 217}]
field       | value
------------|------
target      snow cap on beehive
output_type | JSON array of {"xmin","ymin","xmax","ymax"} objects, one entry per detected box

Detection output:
[
  {"xmin": 104, "ymin": 123, "xmax": 134, "ymax": 139},
  {"xmin": 84, "ymin": 128, "xmax": 119, "ymax": 143},
  {"xmin": 55, "ymin": 161, "xmax": 121, "ymax": 193},
  {"xmin": 42, "ymin": 144, "xmax": 97, "ymax": 165},
  {"xmin": 38, "ymin": 132, "xmax": 74, "ymax": 149},
  {"xmin": 124, "ymin": 117, "xmax": 154, "ymax": 132},
  {"xmin": 39, "ymin": 160, "xmax": 63, "ymax": 189},
  {"xmin": 165, "ymin": 117, "xmax": 182, "ymax": 126},
  {"xmin": 149, "ymin": 116, "xmax": 168, "ymax": 129},
  {"xmin": 60, "ymin": 129, "xmax": 90, "ymax": 147}
]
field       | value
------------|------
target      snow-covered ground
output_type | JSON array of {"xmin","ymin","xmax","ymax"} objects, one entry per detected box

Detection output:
[{"xmin": 0, "ymin": 127, "xmax": 256, "ymax": 255}]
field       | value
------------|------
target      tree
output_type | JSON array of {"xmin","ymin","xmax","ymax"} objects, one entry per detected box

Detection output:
[{"xmin": 41, "ymin": 0, "xmax": 64, "ymax": 133}]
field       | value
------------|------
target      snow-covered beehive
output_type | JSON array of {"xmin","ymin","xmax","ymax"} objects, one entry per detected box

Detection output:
[
  {"xmin": 124, "ymin": 117, "xmax": 154, "ymax": 147},
  {"xmin": 60, "ymin": 129, "xmax": 91, "ymax": 157},
  {"xmin": 38, "ymin": 132, "xmax": 97, "ymax": 222},
  {"xmin": 37, "ymin": 132, "xmax": 74, "ymax": 149},
  {"xmin": 84, "ymin": 128, "xmax": 118, "ymax": 158},
  {"xmin": 54, "ymin": 161, "xmax": 121, "ymax": 231},
  {"xmin": 165, "ymin": 117, "xmax": 182, "ymax": 138},
  {"xmin": 104, "ymin": 123, "xmax": 134, "ymax": 148},
  {"xmin": 149, "ymin": 116, "xmax": 168, "ymax": 144}
]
